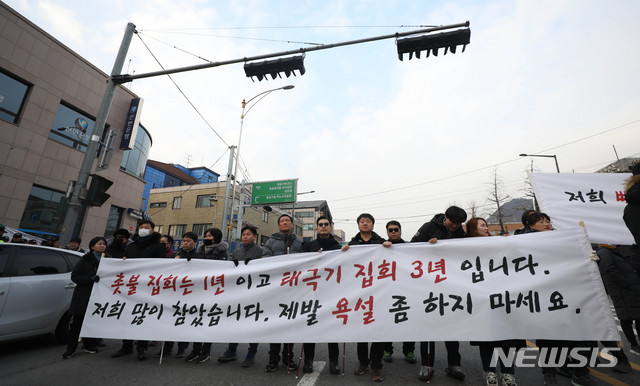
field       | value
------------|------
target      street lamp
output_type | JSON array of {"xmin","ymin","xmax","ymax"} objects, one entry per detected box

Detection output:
[
  {"xmin": 519, "ymin": 153, "xmax": 560, "ymax": 173},
  {"xmin": 222, "ymin": 85, "xmax": 295, "ymax": 242}
]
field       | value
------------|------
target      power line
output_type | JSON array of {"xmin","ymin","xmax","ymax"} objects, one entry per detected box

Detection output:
[
  {"xmin": 331, "ymin": 119, "xmax": 639, "ymax": 203},
  {"xmin": 135, "ymin": 33, "xmax": 230, "ymax": 147}
]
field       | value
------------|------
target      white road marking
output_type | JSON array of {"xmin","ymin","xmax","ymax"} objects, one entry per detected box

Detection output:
[{"xmin": 296, "ymin": 361, "xmax": 326, "ymax": 386}]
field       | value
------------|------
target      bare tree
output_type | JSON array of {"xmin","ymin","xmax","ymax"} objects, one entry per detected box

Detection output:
[
  {"xmin": 521, "ymin": 168, "xmax": 540, "ymax": 211},
  {"xmin": 487, "ymin": 167, "xmax": 510, "ymax": 234},
  {"xmin": 467, "ymin": 200, "xmax": 479, "ymax": 218}
]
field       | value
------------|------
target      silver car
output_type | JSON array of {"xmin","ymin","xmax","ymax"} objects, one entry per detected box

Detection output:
[{"xmin": 0, "ymin": 243, "xmax": 82, "ymax": 343}]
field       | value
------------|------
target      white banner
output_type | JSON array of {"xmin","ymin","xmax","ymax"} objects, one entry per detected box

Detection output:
[
  {"xmin": 81, "ymin": 228, "xmax": 619, "ymax": 343},
  {"xmin": 529, "ymin": 172, "xmax": 633, "ymax": 245}
]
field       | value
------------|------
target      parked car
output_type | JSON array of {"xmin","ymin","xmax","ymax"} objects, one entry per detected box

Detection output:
[{"xmin": 0, "ymin": 243, "xmax": 82, "ymax": 343}]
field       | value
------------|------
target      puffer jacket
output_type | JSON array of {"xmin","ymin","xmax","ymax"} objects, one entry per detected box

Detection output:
[
  {"xmin": 262, "ymin": 232, "xmax": 302, "ymax": 256},
  {"xmin": 197, "ymin": 241, "xmax": 229, "ymax": 260}
]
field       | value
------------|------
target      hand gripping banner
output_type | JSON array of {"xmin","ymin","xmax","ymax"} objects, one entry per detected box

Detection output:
[{"xmin": 81, "ymin": 227, "xmax": 619, "ymax": 343}]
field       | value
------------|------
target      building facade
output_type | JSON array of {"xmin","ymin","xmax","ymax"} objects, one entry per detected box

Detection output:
[
  {"xmin": 142, "ymin": 160, "xmax": 219, "ymax": 211},
  {"xmin": 0, "ymin": 4, "xmax": 150, "ymax": 243}
]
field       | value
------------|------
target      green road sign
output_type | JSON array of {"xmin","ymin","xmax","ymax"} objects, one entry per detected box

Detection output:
[{"xmin": 251, "ymin": 179, "xmax": 297, "ymax": 205}]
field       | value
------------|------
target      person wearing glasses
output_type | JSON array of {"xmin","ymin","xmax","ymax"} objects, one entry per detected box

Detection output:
[
  {"xmin": 160, "ymin": 234, "xmax": 176, "ymax": 258},
  {"xmin": 411, "ymin": 205, "xmax": 468, "ymax": 382},
  {"xmin": 300, "ymin": 216, "xmax": 342, "ymax": 374},
  {"xmin": 382, "ymin": 221, "xmax": 416, "ymax": 365}
]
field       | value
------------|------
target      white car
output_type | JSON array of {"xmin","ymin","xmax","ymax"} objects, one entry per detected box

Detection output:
[{"xmin": 0, "ymin": 243, "xmax": 83, "ymax": 343}]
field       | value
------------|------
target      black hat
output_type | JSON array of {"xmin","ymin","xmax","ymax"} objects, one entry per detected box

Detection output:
[{"xmin": 631, "ymin": 162, "xmax": 640, "ymax": 176}]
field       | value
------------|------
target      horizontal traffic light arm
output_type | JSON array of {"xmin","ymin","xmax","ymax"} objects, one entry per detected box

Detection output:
[{"xmin": 112, "ymin": 21, "xmax": 470, "ymax": 84}]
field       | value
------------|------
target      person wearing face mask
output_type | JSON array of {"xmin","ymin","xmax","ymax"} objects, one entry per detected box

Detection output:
[
  {"xmin": 196, "ymin": 228, "xmax": 229, "ymax": 260},
  {"xmin": 106, "ymin": 229, "xmax": 131, "ymax": 259},
  {"xmin": 62, "ymin": 236, "xmax": 109, "ymax": 359},
  {"xmin": 111, "ymin": 220, "xmax": 165, "ymax": 361}
]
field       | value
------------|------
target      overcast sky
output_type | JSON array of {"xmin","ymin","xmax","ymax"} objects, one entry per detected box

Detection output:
[{"xmin": 6, "ymin": 0, "xmax": 640, "ymax": 239}]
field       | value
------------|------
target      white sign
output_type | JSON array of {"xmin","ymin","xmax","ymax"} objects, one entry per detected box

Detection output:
[
  {"xmin": 529, "ymin": 172, "xmax": 633, "ymax": 244},
  {"xmin": 81, "ymin": 228, "xmax": 618, "ymax": 343}
]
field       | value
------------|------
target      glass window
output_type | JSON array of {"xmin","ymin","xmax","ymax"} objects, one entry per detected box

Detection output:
[
  {"xmin": 262, "ymin": 211, "xmax": 268, "ymax": 223},
  {"xmin": 172, "ymin": 197, "xmax": 182, "ymax": 209},
  {"xmin": 104, "ymin": 205, "xmax": 124, "ymax": 237},
  {"xmin": 149, "ymin": 202, "xmax": 167, "ymax": 208},
  {"xmin": 196, "ymin": 194, "xmax": 216, "ymax": 208},
  {"xmin": 62, "ymin": 251, "xmax": 81, "ymax": 269},
  {"xmin": 13, "ymin": 247, "xmax": 70, "ymax": 276},
  {"xmin": 260, "ymin": 235, "xmax": 270, "ymax": 246},
  {"xmin": 303, "ymin": 223, "xmax": 314, "ymax": 231},
  {"xmin": 168, "ymin": 224, "xmax": 186, "ymax": 238},
  {"xmin": 19, "ymin": 185, "xmax": 66, "ymax": 235},
  {"xmin": 296, "ymin": 211, "xmax": 314, "ymax": 218},
  {"xmin": 0, "ymin": 69, "xmax": 30, "ymax": 124},
  {"xmin": 192, "ymin": 223, "xmax": 212, "ymax": 238},
  {"xmin": 0, "ymin": 244, "xmax": 11, "ymax": 276},
  {"xmin": 120, "ymin": 124, "xmax": 152, "ymax": 178},
  {"xmin": 48, "ymin": 104, "xmax": 96, "ymax": 152},
  {"xmin": 155, "ymin": 225, "xmax": 163, "ymax": 234},
  {"xmin": 295, "ymin": 226, "xmax": 302, "ymax": 236}
]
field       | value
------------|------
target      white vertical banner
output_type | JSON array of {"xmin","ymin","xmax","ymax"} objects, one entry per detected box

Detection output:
[
  {"xmin": 529, "ymin": 172, "xmax": 633, "ymax": 245},
  {"xmin": 80, "ymin": 228, "xmax": 618, "ymax": 343}
]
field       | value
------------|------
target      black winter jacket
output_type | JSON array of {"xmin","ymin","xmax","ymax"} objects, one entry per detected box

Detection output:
[
  {"xmin": 125, "ymin": 232, "xmax": 165, "ymax": 259},
  {"xmin": 70, "ymin": 251, "xmax": 102, "ymax": 315},
  {"xmin": 411, "ymin": 213, "xmax": 465, "ymax": 242},
  {"xmin": 348, "ymin": 231, "xmax": 386, "ymax": 246},
  {"xmin": 197, "ymin": 241, "xmax": 229, "ymax": 260},
  {"xmin": 624, "ymin": 175, "xmax": 640, "ymax": 245},
  {"xmin": 597, "ymin": 247, "xmax": 640, "ymax": 320},
  {"xmin": 303, "ymin": 234, "xmax": 341, "ymax": 252}
]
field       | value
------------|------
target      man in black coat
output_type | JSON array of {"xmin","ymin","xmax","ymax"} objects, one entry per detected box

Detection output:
[
  {"xmin": 382, "ymin": 220, "xmax": 416, "ymax": 365},
  {"xmin": 344, "ymin": 213, "xmax": 391, "ymax": 382},
  {"xmin": 301, "ymin": 216, "xmax": 342, "ymax": 374},
  {"xmin": 624, "ymin": 163, "xmax": 640, "ymax": 274},
  {"xmin": 111, "ymin": 220, "xmax": 165, "ymax": 361},
  {"xmin": 411, "ymin": 206, "xmax": 467, "ymax": 382}
]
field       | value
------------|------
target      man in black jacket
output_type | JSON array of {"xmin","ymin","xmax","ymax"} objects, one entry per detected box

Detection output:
[
  {"xmin": 382, "ymin": 220, "xmax": 416, "ymax": 365},
  {"xmin": 111, "ymin": 220, "xmax": 165, "ymax": 361},
  {"xmin": 411, "ymin": 206, "xmax": 467, "ymax": 382},
  {"xmin": 301, "ymin": 216, "xmax": 342, "ymax": 374},
  {"xmin": 345, "ymin": 213, "xmax": 391, "ymax": 382}
]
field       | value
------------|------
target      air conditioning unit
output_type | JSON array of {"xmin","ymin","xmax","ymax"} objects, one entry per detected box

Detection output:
[{"xmin": 209, "ymin": 194, "xmax": 217, "ymax": 201}]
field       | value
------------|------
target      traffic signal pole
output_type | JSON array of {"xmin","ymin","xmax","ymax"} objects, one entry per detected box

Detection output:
[
  {"xmin": 111, "ymin": 22, "xmax": 469, "ymax": 84},
  {"xmin": 59, "ymin": 21, "xmax": 470, "ymax": 244},
  {"xmin": 58, "ymin": 22, "xmax": 136, "ymax": 247}
]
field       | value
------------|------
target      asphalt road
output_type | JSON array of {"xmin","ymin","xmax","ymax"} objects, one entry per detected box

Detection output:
[{"xmin": 1, "ymin": 336, "xmax": 639, "ymax": 385}]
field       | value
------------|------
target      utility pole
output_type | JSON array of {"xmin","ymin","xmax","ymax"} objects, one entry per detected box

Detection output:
[
  {"xmin": 220, "ymin": 146, "xmax": 236, "ymax": 242},
  {"xmin": 58, "ymin": 22, "xmax": 136, "ymax": 246}
]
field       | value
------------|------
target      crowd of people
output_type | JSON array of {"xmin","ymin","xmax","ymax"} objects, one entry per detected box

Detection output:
[{"xmin": 13, "ymin": 163, "xmax": 636, "ymax": 386}]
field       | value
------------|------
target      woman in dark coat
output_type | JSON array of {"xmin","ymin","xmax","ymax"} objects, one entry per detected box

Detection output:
[
  {"xmin": 597, "ymin": 245, "xmax": 640, "ymax": 353},
  {"xmin": 466, "ymin": 217, "xmax": 520, "ymax": 386},
  {"xmin": 62, "ymin": 236, "xmax": 107, "ymax": 359}
]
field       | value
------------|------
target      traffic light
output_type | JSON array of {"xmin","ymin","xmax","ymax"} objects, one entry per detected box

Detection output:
[
  {"xmin": 85, "ymin": 174, "xmax": 113, "ymax": 207},
  {"xmin": 397, "ymin": 28, "xmax": 470, "ymax": 61},
  {"xmin": 244, "ymin": 55, "xmax": 306, "ymax": 82}
]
